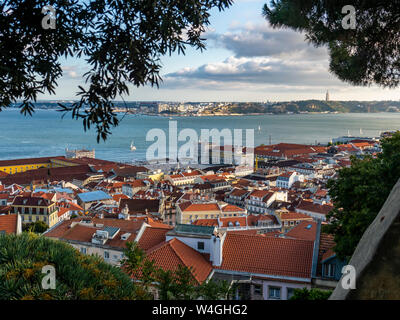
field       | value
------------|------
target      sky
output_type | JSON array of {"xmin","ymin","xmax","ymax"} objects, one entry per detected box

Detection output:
[{"xmin": 45, "ymin": 0, "xmax": 400, "ymax": 102}]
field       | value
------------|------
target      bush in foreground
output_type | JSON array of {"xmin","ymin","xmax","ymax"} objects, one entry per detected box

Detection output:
[
  {"xmin": 290, "ymin": 288, "xmax": 332, "ymax": 300},
  {"xmin": 0, "ymin": 233, "xmax": 139, "ymax": 300}
]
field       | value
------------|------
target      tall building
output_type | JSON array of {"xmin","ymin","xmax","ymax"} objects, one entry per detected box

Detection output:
[{"xmin": 326, "ymin": 90, "xmax": 330, "ymax": 101}]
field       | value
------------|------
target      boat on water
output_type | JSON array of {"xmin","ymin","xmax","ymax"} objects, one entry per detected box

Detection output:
[{"xmin": 130, "ymin": 140, "xmax": 136, "ymax": 151}]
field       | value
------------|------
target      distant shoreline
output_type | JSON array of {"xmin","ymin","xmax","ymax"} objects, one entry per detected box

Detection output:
[{"xmin": 4, "ymin": 107, "xmax": 400, "ymax": 117}]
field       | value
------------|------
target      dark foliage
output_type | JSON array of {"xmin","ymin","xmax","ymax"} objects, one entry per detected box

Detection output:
[
  {"xmin": 0, "ymin": 0, "xmax": 233, "ymax": 141},
  {"xmin": 0, "ymin": 233, "xmax": 139, "ymax": 299},
  {"xmin": 325, "ymin": 132, "xmax": 400, "ymax": 261},
  {"xmin": 263, "ymin": 1, "xmax": 400, "ymax": 88}
]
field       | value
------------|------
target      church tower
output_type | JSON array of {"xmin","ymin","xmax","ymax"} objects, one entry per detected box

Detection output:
[{"xmin": 326, "ymin": 90, "xmax": 330, "ymax": 101}]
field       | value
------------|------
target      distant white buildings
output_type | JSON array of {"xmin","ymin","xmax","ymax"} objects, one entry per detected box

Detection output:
[{"xmin": 276, "ymin": 172, "xmax": 304, "ymax": 189}]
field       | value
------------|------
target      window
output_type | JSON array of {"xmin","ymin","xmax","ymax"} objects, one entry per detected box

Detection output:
[
  {"xmin": 324, "ymin": 263, "xmax": 336, "ymax": 278},
  {"xmin": 197, "ymin": 241, "xmax": 205, "ymax": 250},
  {"xmin": 269, "ymin": 286, "xmax": 281, "ymax": 299},
  {"xmin": 290, "ymin": 221, "xmax": 294, "ymax": 226},
  {"xmin": 80, "ymin": 247, "xmax": 87, "ymax": 254},
  {"xmin": 254, "ymin": 284, "xmax": 263, "ymax": 296},
  {"xmin": 287, "ymin": 288, "xmax": 295, "ymax": 300},
  {"xmin": 104, "ymin": 251, "xmax": 109, "ymax": 259}
]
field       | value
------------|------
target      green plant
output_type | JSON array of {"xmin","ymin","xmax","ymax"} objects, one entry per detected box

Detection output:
[
  {"xmin": 263, "ymin": 1, "xmax": 400, "ymax": 88},
  {"xmin": 0, "ymin": 233, "xmax": 140, "ymax": 300},
  {"xmin": 325, "ymin": 132, "xmax": 400, "ymax": 260},
  {"xmin": 290, "ymin": 288, "xmax": 332, "ymax": 300},
  {"xmin": 122, "ymin": 241, "xmax": 233, "ymax": 300}
]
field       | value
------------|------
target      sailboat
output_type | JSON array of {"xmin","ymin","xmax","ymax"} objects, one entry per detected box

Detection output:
[{"xmin": 130, "ymin": 140, "xmax": 136, "ymax": 151}]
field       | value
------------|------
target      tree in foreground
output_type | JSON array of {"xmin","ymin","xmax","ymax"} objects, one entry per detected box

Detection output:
[
  {"xmin": 22, "ymin": 221, "xmax": 49, "ymax": 234},
  {"xmin": 0, "ymin": 233, "xmax": 141, "ymax": 299},
  {"xmin": 263, "ymin": 1, "xmax": 400, "ymax": 88},
  {"xmin": 122, "ymin": 241, "xmax": 233, "ymax": 300},
  {"xmin": 290, "ymin": 288, "xmax": 332, "ymax": 300},
  {"xmin": 0, "ymin": 0, "xmax": 233, "ymax": 141},
  {"xmin": 324, "ymin": 132, "xmax": 400, "ymax": 261}
]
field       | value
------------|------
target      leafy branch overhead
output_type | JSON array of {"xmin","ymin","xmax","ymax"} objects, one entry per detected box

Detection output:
[
  {"xmin": 0, "ymin": 0, "xmax": 233, "ymax": 142},
  {"xmin": 263, "ymin": 1, "xmax": 400, "ymax": 89}
]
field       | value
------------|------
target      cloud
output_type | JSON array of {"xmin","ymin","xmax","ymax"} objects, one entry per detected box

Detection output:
[
  {"xmin": 164, "ymin": 55, "xmax": 343, "ymax": 90},
  {"xmin": 207, "ymin": 22, "xmax": 328, "ymax": 61},
  {"xmin": 159, "ymin": 22, "xmax": 345, "ymax": 92},
  {"xmin": 61, "ymin": 65, "xmax": 86, "ymax": 79}
]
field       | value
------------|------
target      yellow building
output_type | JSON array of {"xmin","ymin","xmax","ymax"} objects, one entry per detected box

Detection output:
[
  {"xmin": 176, "ymin": 202, "xmax": 221, "ymax": 224},
  {"xmin": 136, "ymin": 170, "xmax": 164, "ymax": 182},
  {"xmin": 0, "ymin": 156, "xmax": 78, "ymax": 175},
  {"xmin": 11, "ymin": 196, "xmax": 59, "ymax": 228}
]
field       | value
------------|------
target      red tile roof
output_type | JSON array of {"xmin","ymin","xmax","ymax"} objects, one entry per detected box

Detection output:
[
  {"xmin": 246, "ymin": 214, "xmax": 277, "ymax": 226},
  {"xmin": 229, "ymin": 188, "xmax": 249, "ymax": 197},
  {"xmin": 192, "ymin": 218, "xmax": 218, "ymax": 227},
  {"xmin": 112, "ymin": 194, "xmax": 130, "ymax": 202},
  {"xmin": 296, "ymin": 201, "xmax": 333, "ymax": 216},
  {"xmin": 279, "ymin": 211, "xmax": 313, "ymax": 221},
  {"xmin": 137, "ymin": 226, "xmax": 171, "ymax": 252},
  {"xmin": 255, "ymin": 143, "xmax": 326, "ymax": 159},
  {"xmin": 44, "ymin": 218, "xmax": 144, "ymax": 246},
  {"xmin": 0, "ymin": 214, "xmax": 19, "ymax": 234},
  {"xmin": 217, "ymin": 233, "xmax": 314, "ymax": 280},
  {"xmin": 285, "ymin": 221, "xmax": 318, "ymax": 241},
  {"xmin": 57, "ymin": 207, "xmax": 70, "ymax": 218},
  {"xmin": 145, "ymin": 238, "xmax": 213, "ymax": 283},
  {"xmin": 0, "ymin": 156, "xmax": 65, "ymax": 167},
  {"xmin": 317, "ymin": 232, "xmax": 337, "ymax": 276},
  {"xmin": 178, "ymin": 202, "xmax": 220, "ymax": 212},
  {"xmin": 221, "ymin": 204, "xmax": 245, "ymax": 212},
  {"xmin": 249, "ymin": 189, "xmax": 272, "ymax": 199}
]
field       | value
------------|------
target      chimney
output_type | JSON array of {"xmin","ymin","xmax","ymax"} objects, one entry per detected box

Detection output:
[{"xmin": 210, "ymin": 232, "xmax": 226, "ymax": 267}]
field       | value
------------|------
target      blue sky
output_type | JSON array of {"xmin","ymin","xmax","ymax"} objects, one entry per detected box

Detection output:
[{"xmin": 46, "ymin": 0, "xmax": 400, "ymax": 102}]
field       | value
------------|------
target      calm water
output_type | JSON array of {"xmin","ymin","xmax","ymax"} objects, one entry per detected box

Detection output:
[{"xmin": 1, "ymin": 109, "xmax": 400, "ymax": 162}]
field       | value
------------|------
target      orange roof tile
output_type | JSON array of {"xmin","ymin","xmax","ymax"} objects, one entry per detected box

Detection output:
[
  {"xmin": 0, "ymin": 214, "xmax": 19, "ymax": 234},
  {"xmin": 179, "ymin": 202, "xmax": 220, "ymax": 212},
  {"xmin": 296, "ymin": 201, "xmax": 333, "ymax": 215},
  {"xmin": 221, "ymin": 204, "xmax": 245, "ymax": 212},
  {"xmin": 137, "ymin": 227, "xmax": 171, "ymax": 252},
  {"xmin": 192, "ymin": 218, "xmax": 219, "ymax": 227},
  {"xmin": 279, "ymin": 211, "xmax": 313, "ymax": 221},
  {"xmin": 145, "ymin": 238, "xmax": 213, "ymax": 283},
  {"xmin": 285, "ymin": 221, "xmax": 318, "ymax": 241},
  {"xmin": 217, "ymin": 233, "xmax": 314, "ymax": 280}
]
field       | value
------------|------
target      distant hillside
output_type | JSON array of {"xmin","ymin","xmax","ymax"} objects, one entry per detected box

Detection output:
[
  {"xmin": 225, "ymin": 100, "xmax": 400, "ymax": 114},
  {"xmin": 5, "ymin": 100, "xmax": 400, "ymax": 114}
]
